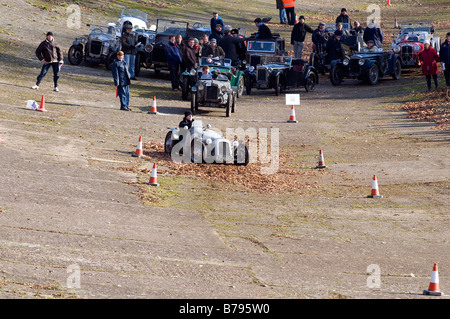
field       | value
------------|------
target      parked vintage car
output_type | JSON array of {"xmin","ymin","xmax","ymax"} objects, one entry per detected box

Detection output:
[
  {"xmin": 182, "ymin": 56, "xmax": 245, "ymax": 101},
  {"xmin": 190, "ymin": 57, "xmax": 238, "ymax": 117},
  {"xmin": 390, "ymin": 22, "xmax": 440, "ymax": 67},
  {"xmin": 115, "ymin": 9, "xmax": 156, "ymax": 76},
  {"xmin": 164, "ymin": 120, "xmax": 249, "ymax": 165},
  {"xmin": 244, "ymin": 55, "xmax": 318, "ymax": 95},
  {"xmin": 68, "ymin": 23, "xmax": 121, "ymax": 70},
  {"xmin": 245, "ymin": 34, "xmax": 287, "ymax": 67},
  {"xmin": 329, "ymin": 48, "xmax": 402, "ymax": 85},
  {"xmin": 150, "ymin": 19, "xmax": 189, "ymax": 75}
]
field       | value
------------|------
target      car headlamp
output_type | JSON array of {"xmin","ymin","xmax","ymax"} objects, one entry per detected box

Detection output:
[
  {"xmin": 198, "ymin": 83, "xmax": 204, "ymax": 90},
  {"xmin": 249, "ymin": 66, "xmax": 255, "ymax": 72},
  {"xmin": 393, "ymin": 45, "xmax": 400, "ymax": 53},
  {"xmin": 221, "ymin": 86, "xmax": 227, "ymax": 93},
  {"xmin": 413, "ymin": 44, "xmax": 421, "ymax": 52},
  {"xmin": 358, "ymin": 59, "xmax": 365, "ymax": 66},
  {"xmin": 267, "ymin": 67, "xmax": 273, "ymax": 73},
  {"xmin": 343, "ymin": 58, "xmax": 349, "ymax": 66},
  {"xmin": 145, "ymin": 44, "xmax": 153, "ymax": 53},
  {"xmin": 190, "ymin": 69, "xmax": 196, "ymax": 76},
  {"xmin": 206, "ymin": 138, "xmax": 212, "ymax": 145}
]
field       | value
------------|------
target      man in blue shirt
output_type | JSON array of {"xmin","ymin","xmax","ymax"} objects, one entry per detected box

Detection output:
[{"xmin": 165, "ymin": 34, "xmax": 183, "ymax": 90}]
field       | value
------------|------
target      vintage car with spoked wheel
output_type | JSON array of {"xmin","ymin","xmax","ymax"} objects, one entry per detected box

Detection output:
[
  {"xmin": 189, "ymin": 57, "xmax": 239, "ymax": 117},
  {"xmin": 68, "ymin": 23, "xmax": 121, "ymax": 70},
  {"xmin": 244, "ymin": 55, "xmax": 318, "ymax": 95},
  {"xmin": 329, "ymin": 48, "xmax": 402, "ymax": 86},
  {"xmin": 164, "ymin": 120, "xmax": 249, "ymax": 165},
  {"xmin": 390, "ymin": 22, "xmax": 440, "ymax": 68}
]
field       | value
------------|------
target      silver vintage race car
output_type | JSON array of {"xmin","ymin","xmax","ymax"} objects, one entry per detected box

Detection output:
[{"xmin": 164, "ymin": 120, "xmax": 249, "ymax": 165}]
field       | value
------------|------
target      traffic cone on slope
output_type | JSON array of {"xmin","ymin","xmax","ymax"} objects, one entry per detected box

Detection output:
[
  {"xmin": 37, "ymin": 94, "xmax": 48, "ymax": 112},
  {"xmin": 394, "ymin": 18, "xmax": 399, "ymax": 29},
  {"xmin": 148, "ymin": 96, "xmax": 158, "ymax": 114},
  {"xmin": 315, "ymin": 150, "xmax": 327, "ymax": 169},
  {"xmin": 132, "ymin": 136, "xmax": 143, "ymax": 157},
  {"xmin": 367, "ymin": 175, "xmax": 383, "ymax": 198},
  {"xmin": 287, "ymin": 105, "xmax": 298, "ymax": 123},
  {"xmin": 147, "ymin": 163, "xmax": 160, "ymax": 186},
  {"xmin": 423, "ymin": 263, "xmax": 444, "ymax": 296},
  {"xmin": 386, "ymin": 0, "xmax": 391, "ymax": 6}
]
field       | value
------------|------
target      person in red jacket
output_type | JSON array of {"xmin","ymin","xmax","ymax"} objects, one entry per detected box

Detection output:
[{"xmin": 419, "ymin": 40, "xmax": 440, "ymax": 91}]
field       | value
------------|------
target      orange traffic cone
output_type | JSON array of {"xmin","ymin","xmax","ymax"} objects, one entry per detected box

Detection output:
[
  {"xmin": 148, "ymin": 96, "xmax": 158, "ymax": 114},
  {"xmin": 147, "ymin": 163, "xmax": 160, "ymax": 186},
  {"xmin": 132, "ymin": 136, "xmax": 143, "ymax": 157},
  {"xmin": 315, "ymin": 150, "xmax": 327, "ymax": 169},
  {"xmin": 294, "ymin": 13, "xmax": 298, "ymax": 24},
  {"xmin": 287, "ymin": 105, "xmax": 298, "ymax": 123},
  {"xmin": 368, "ymin": 175, "xmax": 383, "ymax": 198},
  {"xmin": 37, "ymin": 94, "xmax": 48, "ymax": 112},
  {"xmin": 386, "ymin": 0, "xmax": 391, "ymax": 6},
  {"xmin": 394, "ymin": 18, "xmax": 399, "ymax": 28},
  {"xmin": 423, "ymin": 264, "xmax": 444, "ymax": 296}
]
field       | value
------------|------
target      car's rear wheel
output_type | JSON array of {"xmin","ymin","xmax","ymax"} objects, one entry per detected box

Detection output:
[
  {"xmin": 245, "ymin": 75, "xmax": 252, "ymax": 95},
  {"xmin": 68, "ymin": 45, "xmax": 83, "ymax": 65},
  {"xmin": 330, "ymin": 65, "xmax": 343, "ymax": 86},
  {"xmin": 367, "ymin": 64, "xmax": 380, "ymax": 85},
  {"xmin": 237, "ymin": 76, "xmax": 244, "ymax": 98},
  {"xmin": 164, "ymin": 131, "xmax": 173, "ymax": 154},
  {"xmin": 226, "ymin": 94, "xmax": 231, "ymax": 117},
  {"xmin": 392, "ymin": 59, "xmax": 402, "ymax": 80},
  {"xmin": 304, "ymin": 72, "xmax": 317, "ymax": 92},
  {"xmin": 134, "ymin": 53, "xmax": 141, "ymax": 77},
  {"xmin": 274, "ymin": 75, "xmax": 281, "ymax": 96}
]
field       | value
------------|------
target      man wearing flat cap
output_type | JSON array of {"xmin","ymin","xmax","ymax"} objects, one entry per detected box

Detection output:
[
  {"xmin": 33, "ymin": 31, "xmax": 63, "ymax": 92},
  {"xmin": 291, "ymin": 15, "xmax": 313, "ymax": 59},
  {"xmin": 325, "ymin": 29, "xmax": 344, "ymax": 63}
]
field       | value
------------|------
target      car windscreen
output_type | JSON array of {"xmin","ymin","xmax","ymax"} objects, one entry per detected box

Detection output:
[
  {"xmin": 247, "ymin": 41, "xmax": 275, "ymax": 52},
  {"xmin": 157, "ymin": 20, "xmax": 188, "ymax": 36},
  {"xmin": 121, "ymin": 9, "xmax": 147, "ymax": 22},
  {"xmin": 89, "ymin": 25, "xmax": 116, "ymax": 38},
  {"xmin": 200, "ymin": 57, "xmax": 232, "ymax": 68}
]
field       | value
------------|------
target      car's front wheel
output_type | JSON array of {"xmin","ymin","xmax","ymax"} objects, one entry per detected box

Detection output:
[
  {"xmin": 231, "ymin": 93, "xmax": 236, "ymax": 113},
  {"xmin": 304, "ymin": 72, "xmax": 317, "ymax": 92},
  {"xmin": 392, "ymin": 59, "xmax": 402, "ymax": 80},
  {"xmin": 181, "ymin": 77, "xmax": 189, "ymax": 101},
  {"xmin": 68, "ymin": 45, "xmax": 83, "ymax": 65},
  {"xmin": 330, "ymin": 65, "xmax": 343, "ymax": 86},
  {"xmin": 164, "ymin": 131, "xmax": 174, "ymax": 155},
  {"xmin": 191, "ymin": 92, "xmax": 198, "ymax": 115},
  {"xmin": 234, "ymin": 144, "xmax": 250, "ymax": 166},
  {"xmin": 274, "ymin": 75, "xmax": 281, "ymax": 96},
  {"xmin": 366, "ymin": 63, "xmax": 380, "ymax": 85},
  {"xmin": 190, "ymin": 137, "xmax": 205, "ymax": 164},
  {"xmin": 245, "ymin": 75, "xmax": 252, "ymax": 95},
  {"xmin": 236, "ymin": 76, "xmax": 244, "ymax": 98},
  {"xmin": 105, "ymin": 51, "xmax": 116, "ymax": 70}
]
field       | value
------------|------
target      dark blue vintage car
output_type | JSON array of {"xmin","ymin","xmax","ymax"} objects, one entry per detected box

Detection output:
[{"xmin": 329, "ymin": 48, "xmax": 402, "ymax": 86}]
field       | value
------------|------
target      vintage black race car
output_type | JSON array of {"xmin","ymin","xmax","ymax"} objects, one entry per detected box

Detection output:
[
  {"xmin": 244, "ymin": 55, "xmax": 318, "ymax": 95},
  {"xmin": 329, "ymin": 48, "xmax": 402, "ymax": 86},
  {"xmin": 190, "ymin": 57, "xmax": 237, "ymax": 117},
  {"xmin": 245, "ymin": 34, "xmax": 287, "ymax": 67}
]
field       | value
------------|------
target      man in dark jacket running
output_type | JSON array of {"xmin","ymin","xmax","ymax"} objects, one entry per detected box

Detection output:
[
  {"xmin": 32, "ymin": 32, "xmax": 63, "ymax": 92},
  {"xmin": 291, "ymin": 16, "xmax": 314, "ymax": 59}
]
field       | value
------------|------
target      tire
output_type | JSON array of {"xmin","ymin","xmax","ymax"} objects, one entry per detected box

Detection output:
[
  {"xmin": 274, "ymin": 75, "xmax": 281, "ymax": 96},
  {"xmin": 190, "ymin": 137, "xmax": 204, "ymax": 163},
  {"xmin": 236, "ymin": 75, "xmax": 244, "ymax": 98},
  {"xmin": 105, "ymin": 51, "xmax": 116, "ymax": 70},
  {"xmin": 234, "ymin": 144, "xmax": 250, "ymax": 166},
  {"xmin": 226, "ymin": 95, "xmax": 231, "ymax": 117},
  {"xmin": 245, "ymin": 75, "xmax": 252, "ymax": 95},
  {"xmin": 366, "ymin": 63, "xmax": 380, "ymax": 85},
  {"xmin": 164, "ymin": 131, "xmax": 173, "ymax": 154},
  {"xmin": 304, "ymin": 72, "xmax": 317, "ymax": 92},
  {"xmin": 68, "ymin": 45, "xmax": 83, "ymax": 65},
  {"xmin": 191, "ymin": 92, "xmax": 197, "ymax": 115},
  {"xmin": 231, "ymin": 93, "xmax": 236, "ymax": 113},
  {"xmin": 181, "ymin": 76, "xmax": 189, "ymax": 101},
  {"xmin": 330, "ymin": 65, "xmax": 343, "ymax": 86},
  {"xmin": 134, "ymin": 53, "xmax": 141, "ymax": 77},
  {"xmin": 392, "ymin": 59, "xmax": 402, "ymax": 80}
]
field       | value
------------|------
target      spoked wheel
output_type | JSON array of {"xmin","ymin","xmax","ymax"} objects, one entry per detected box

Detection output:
[
  {"xmin": 236, "ymin": 76, "xmax": 244, "ymax": 98},
  {"xmin": 367, "ymin": 64, "xmax": 380, "ymax": 85},
  {"xmin": 234, "ymin": 144, "xmax": 249, "ymax": 166},
  {"xmin": 68, "ymin": 45, "xmax": 83, "ymax": 65},
  {"xmin": 392, "ymin": 59, "xmax": 402, "ymax": 80},
  {"xmin": 330, "ymin": 65, "xmax": 343, "ymax": 86},
  {"xmin": 304, "ymin": 72, "xmax": 317, "ymax": 92},
  {"xmin": 164, "ymin": 131, "xmax": 174, "ymax": 154}
]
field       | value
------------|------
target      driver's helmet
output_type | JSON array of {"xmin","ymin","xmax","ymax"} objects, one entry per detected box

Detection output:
[{"xmin": 123, "ymin": 21, "xmax": 133, "ymax": 33}]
